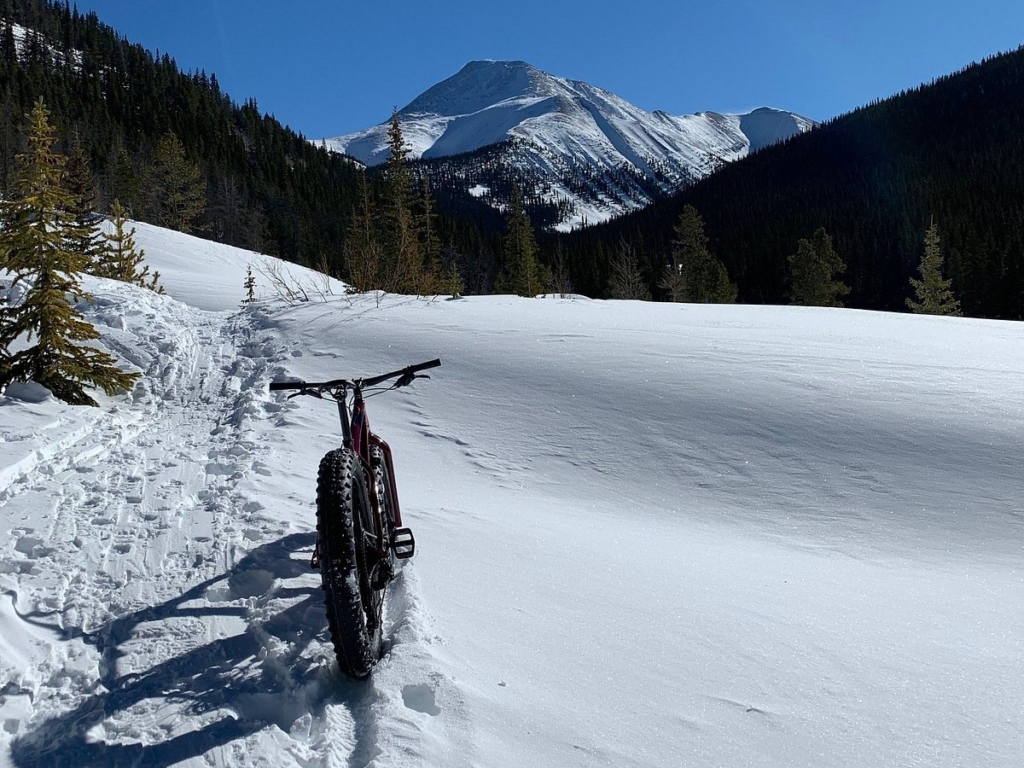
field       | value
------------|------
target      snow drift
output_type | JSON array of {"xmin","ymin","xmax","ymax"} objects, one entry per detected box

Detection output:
[{"xmin": 0, "ymin": 222, "xmax": 1021, "ymax": 767}]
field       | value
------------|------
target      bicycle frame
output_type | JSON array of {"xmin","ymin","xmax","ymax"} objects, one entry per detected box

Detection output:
[
  {"xmin": 270, "ymin": 358, "xmax": 438, "ymax": 565},
  {"xmin": 269, "ymin": 359, "xmax": 437, "ymax": 677},
  {"xmin": 341, "ymin": 384, "xmax": 404, "ymax": 542}
]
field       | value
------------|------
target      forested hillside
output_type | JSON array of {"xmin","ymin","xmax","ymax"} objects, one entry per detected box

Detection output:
[
  {"xmin": 3, "ymin": 0, "xmax": 1022, "ymax": 318},
  {"xmin": 552, "ymin": 45, "xmax": 1024, "ymax": 319},
  {"xmin": 0, "ymin": 0, "xmax": 505, "ymax": 283}
]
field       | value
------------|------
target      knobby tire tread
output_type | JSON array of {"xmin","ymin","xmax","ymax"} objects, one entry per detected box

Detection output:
[{"xmin": 316, "ymin": 448, "xmax": 382, "ymax": 679}]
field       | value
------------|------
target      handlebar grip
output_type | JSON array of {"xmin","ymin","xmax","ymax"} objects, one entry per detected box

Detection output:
[{"xmin": 269, "ymin": 380, "xmax": 307, "ymax": 391}]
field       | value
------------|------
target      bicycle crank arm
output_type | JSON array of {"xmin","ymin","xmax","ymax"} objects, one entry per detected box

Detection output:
[{"xmin": 393, "ymin": 527, "xmax": 416, "ymax": 559}]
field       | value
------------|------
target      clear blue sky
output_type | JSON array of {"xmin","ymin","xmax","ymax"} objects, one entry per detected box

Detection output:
[{"xmin": 73, "ymin": 1, "xmax": 1023, "ymax": 138}]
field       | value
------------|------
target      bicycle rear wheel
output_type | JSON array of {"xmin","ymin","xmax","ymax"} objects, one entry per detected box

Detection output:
[{"xmin": 316, "ymin": 448, "xmax": 384, "ymax": 678}]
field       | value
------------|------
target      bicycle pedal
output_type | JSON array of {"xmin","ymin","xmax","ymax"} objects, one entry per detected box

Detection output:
[{"xmin": 392, "ymin": 527, "xmax": 415, "ymax": 559}]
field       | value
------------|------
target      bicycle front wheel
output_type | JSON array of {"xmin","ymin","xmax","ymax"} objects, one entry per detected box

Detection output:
[{"xmin": 316, "ymin": 448, "xmax": 384, "ymax": 678}]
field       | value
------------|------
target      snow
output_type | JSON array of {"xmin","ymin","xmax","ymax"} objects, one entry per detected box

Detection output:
[
  {"xmin": 321, "ymin": 61, "xmax": 815, "ymax": 229},
  {"xmin": 1, "ymin": 224, "xmax": 1023, "ymax": 767}
]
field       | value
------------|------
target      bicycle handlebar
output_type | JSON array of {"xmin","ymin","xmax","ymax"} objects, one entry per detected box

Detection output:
[{"xmin": 269, "ymin": 358, "xmax": 441, "ymax": 393}]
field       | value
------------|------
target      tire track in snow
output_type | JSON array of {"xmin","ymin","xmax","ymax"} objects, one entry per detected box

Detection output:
[{"xmin": 0, "ymin": 287, "xmax": 343, "ymax": 767}]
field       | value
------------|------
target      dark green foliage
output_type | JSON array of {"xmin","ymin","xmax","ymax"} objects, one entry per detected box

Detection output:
[
  {"xmin": 147, "ymin": 131, "xmax": 205, "ymax": 233},
  {"xmin": 663, "ymin": 205, "xmax": 736, "ymax": 303},
  {"xmin": 342, "ymin": 113, "xmax": 447, "ymax": 295},
  {"xmin": 497, "ymin": 186, "xmax": 548, "ymax": 296},
  {"xmin": 0, "ymin": 2, "xmax": 357, "ymax": 273},
  {"xmin": 343, "ymin": 169, "xmax": 381, "ymax": 292},
  {"xmin": 787, "ymin": 227, "xmax": 849, "ymax": 307},
  {"xmin": 0, "ymin": 99, "xmax": 139, "ymax": 405},
  {"xmin": 99, "ymin": 198, "xmax": 162, "ymax": 292},
  {"xmin": 379, "ymin": 109, "xmax": 420, "ymax": 292},
  {"xmin": 548, "ymin": 45, "xmax": 1024, "ymax": 318},
  {"xmin": 907, "ymin": 221, "xmax": 961, "ymax": 316},
  {"xmin": 243, "ymin": 264, "xmax": 256, "ymax": 303},
  {"xmin": 62, "ymin": 133, "xmax": 105, "ymax": 272}
]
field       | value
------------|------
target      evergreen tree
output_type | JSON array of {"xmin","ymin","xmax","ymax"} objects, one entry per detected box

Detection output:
[
  {"xmin": 609, "ymin": 239, "xmax": 651, "ymax": 300},
  {"xmin": 666, "ymin": 205, "xmax": 736, "ymax": 303},
  {"xmin": 63, "ymin": 134, "xmax": 106, "ymax": 274},
  {"xmin": 415, "ymin": 178, "xmax": 442, "ymax": 294},
  {"xmin": 0, "ymin": 99, "xmax": 139, "ymax": 406},
  {"xmin": 147, "ymin": 131, "xmax": 206, "ymax": 233},
  {"xmin": 497, "ymin": 186, "xmax": 548, "ymax": 297},
  {"xmin": 659, "ymin": 255, "xmax": 686, "ymax": 302},
  {"xmin": 787, "ymin": 227, "xmax": 850, "ymax": 307},
  {"xmin": 243, "ymin": 264, "xmax": 257, "ymax": 303},
  {"xmin": 379, "ymin": 110, "xmax": 421, "ymax": 293},
  {"xmin": 907, "ymin": 220, "xmax": 962, "ymax": 316},
  {"xmin": 99, "ymin": 198, "xmax": 162, "ymax": 292},
  {"xmin": 112, "ymin": 146, "xmax": 145, "ymax": 218},
  {"xmin": 439, "ymin": 240, "xmax": 466, "ymax": 298},
  {"xmin": 343, "ymin": 169, "xmax": 382, "ymax": 292}
]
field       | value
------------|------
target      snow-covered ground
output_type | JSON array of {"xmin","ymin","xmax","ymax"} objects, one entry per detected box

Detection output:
[{"xmin": 0, "ymin": 223, "xmax": 1022, "ymax": 767}]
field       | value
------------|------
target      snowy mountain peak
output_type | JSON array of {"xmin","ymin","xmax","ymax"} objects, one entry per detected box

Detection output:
[
  {"xmin": 323, "ymin": 61, "xmax": 816, "ymax": 230},
  {"xmin": 402, "ymin": 60, "xmax": 547, "ymax": 117}
]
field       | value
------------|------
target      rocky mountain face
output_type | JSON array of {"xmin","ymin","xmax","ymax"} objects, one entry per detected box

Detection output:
[{"xmin": 324, "ymin": 60, "xmax": 815, "ymax": 230}]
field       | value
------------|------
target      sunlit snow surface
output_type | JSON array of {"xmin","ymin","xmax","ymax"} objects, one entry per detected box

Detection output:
[{"xmin": 0, "ymin": 223, "xmax": 1022, "ymax": 767}]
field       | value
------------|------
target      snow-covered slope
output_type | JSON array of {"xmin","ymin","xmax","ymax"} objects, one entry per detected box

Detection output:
[
  {"xmin": 323, "ymin": 61, "xmax": 815, "ymax": 229},
  {"xmin": 2, "ymin": 225, "xmax": 1022, "ymax": 767}
]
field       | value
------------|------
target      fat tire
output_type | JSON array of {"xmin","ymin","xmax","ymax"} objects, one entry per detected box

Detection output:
[{"xmin": 316, "ymin": 448, "xmax": 383, "ymax": 678}]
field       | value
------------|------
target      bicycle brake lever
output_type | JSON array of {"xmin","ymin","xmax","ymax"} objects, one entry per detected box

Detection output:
[
  {"xmin": 287, "ymin": 388, "xmax": 323, "ymax": 400},
  {"xmin": 396, "ymin": 372, "xmax": 430, "ymax": 388}
]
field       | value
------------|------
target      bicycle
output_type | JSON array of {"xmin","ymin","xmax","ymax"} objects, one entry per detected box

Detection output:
[{"xmin": 269, "ymin": 358, "xmax": 440, "ymax": 678}]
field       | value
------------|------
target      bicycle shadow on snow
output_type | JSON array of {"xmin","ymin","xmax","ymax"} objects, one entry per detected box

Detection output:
[{"xmin": 10, "ymin": 532, "xmax": 381, "ymax": 768}]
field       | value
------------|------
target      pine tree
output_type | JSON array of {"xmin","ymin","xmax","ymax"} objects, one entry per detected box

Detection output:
[
  {"xmin": 379, "ymin": 110, "xmax": 421, "ymax": 293},
  {"xmin": 659, "ymin": 256, "xmax": 686, "ymax": 301},
  {"xmin": 243, "ymin": 264, "xmax": 257, "ymax": 303},
  {"xmin": 112, "ymin": 146, "xmax": 145, "ymax": 218},
  {"xmin": 415, "ymin": 179, "xmax": 442, "ymax": 294},
  {"xmin": 497, "ymin": 186, "xmax": 548, "ymax": 297},
  {"xmin": 907, "ymin": 220, "xmax": 961, "ymax": 316},
  {"xmin": 0, "ymin": 99, "xmax": 139, "ymax": 405},
  {"xmin": 99, "ymin": 199, "xmax": 163, "ymax": 292},
  {"xmin": 787, "ymin": 227, "xmax": 850, "ymax": 307},
  {"xmin": 439, "ymin": 240, "xmax": 465, "ymax": 298},
  {"xmin": 665, "ymin": 205, "xmax": 736, "ymax": 303},
  {"xmin": 343, "ymin": 169, "xmax": 382, "ymax": 292},
  {"xmin": 147, "ymin": 131, "xmax": 206, "ymax": 233},
  {"xmin": 63, "ymin": 134, "xmax": 106, "ymax": 274}
]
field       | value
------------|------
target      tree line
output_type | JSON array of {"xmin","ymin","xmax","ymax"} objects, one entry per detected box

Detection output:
[
  {"xmin": 546, "ymin": 44, "xmax": 1024, "ymax": 319},
  {"xmin": 0, "ymin": 0, "xmax": 1000, "ymax": 319}
]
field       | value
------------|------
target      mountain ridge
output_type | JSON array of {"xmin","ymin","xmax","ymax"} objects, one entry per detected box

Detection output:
[{"xmin": 323, "ymin": 60, "xmax": 814, "ymax": 230}]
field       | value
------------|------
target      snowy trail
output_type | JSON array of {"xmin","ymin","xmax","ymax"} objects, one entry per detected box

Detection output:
[
  {"xmin": 1, "ymin": 222, "xmax": 1023, "ymax": 768},
  {"xmin": 0, "ymin": 285, "xmax": 348, "ymax": 767}
]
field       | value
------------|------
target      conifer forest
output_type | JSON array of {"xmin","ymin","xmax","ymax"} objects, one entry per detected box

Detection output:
[{"xmin": 1, "ymin": 0, "xmax": 1024, "ymax": 319}]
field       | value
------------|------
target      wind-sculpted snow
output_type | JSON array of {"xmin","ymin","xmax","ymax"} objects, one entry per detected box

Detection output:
[{"xmin": 1, "ymin": 224, "xmax": 1023, "ymax": 767}]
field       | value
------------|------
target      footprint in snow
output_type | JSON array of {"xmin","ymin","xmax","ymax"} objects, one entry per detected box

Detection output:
[{"xmin": 402, "ymin": 683, "xmax": 441, "ymax": 716}]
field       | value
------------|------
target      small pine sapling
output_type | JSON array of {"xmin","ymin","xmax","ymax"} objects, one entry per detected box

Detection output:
[
  {"xmin": 100, "ymin": 199, "xmax": 164, "ymax": 293},
  {"xmin": 243, "ymin": 265, "xmax": 257, "ymax": 303}
]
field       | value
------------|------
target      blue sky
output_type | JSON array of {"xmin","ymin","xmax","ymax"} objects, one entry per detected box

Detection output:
[{"xmin": 74, "ymin": 1, "xmax": 1023, "ymax": 138}]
